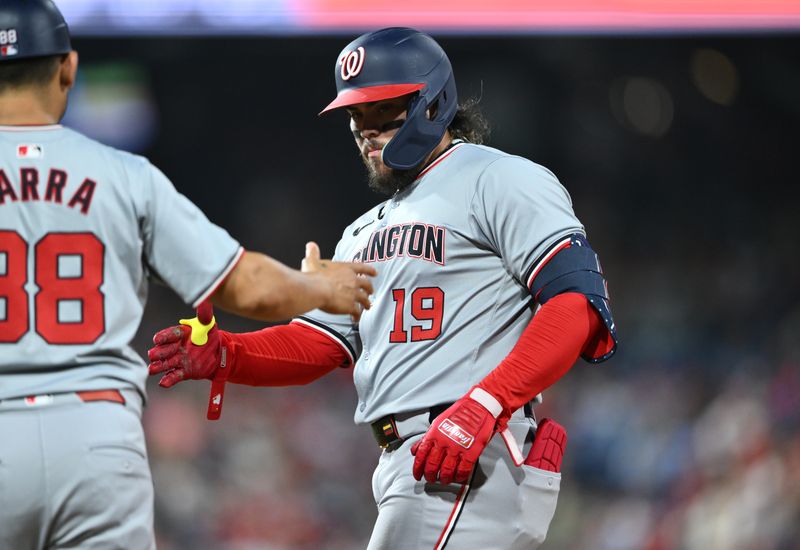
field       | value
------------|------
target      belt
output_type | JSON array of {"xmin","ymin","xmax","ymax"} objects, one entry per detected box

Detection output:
[
  {"xmin": 76, "ymin": 389, "xmax": 126, "ymax": 405},
  {"xmin": 1, "ymin": 389, "xmax": 129, "ymax": 411},
  {"xmin": 370, "ymin": 402, "xmax": 534, "ymax": 452}
]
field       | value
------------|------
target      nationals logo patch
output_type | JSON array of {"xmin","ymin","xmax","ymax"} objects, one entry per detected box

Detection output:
[
  {"xmin": 339, "ymin": 46, "xmax": 365, "ymax": 81},
  {"xmin": 438, "ymin": 418, "xmax": 474, "ymax": 449}
]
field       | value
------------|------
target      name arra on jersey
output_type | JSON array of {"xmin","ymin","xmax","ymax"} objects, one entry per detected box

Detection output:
[
  {"xmin": 0, "ymin": 167, "xmax": 97, "ymax": 215},
  {"xmin": 352, "ymin": 222, "xmax": 446, "ymax": 265}
]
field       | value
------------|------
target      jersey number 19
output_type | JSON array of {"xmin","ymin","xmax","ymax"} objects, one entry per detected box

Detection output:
[{"xmin": 389, "ymin": 287, "xmax": 444, "ymax": 343}]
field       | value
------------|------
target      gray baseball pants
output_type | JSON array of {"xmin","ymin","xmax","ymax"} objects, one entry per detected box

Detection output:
[
  {"xmin": 367, "ymin": 411, "xmax": 561, "ymax": 549},
  {"xmin": 0, "ymin": 389, "xmax": 155, "ymax": 550}
]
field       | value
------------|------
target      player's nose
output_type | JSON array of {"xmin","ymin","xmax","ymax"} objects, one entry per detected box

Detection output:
[{"xmin": 359, "ymin": 126, "xmax": 382, "ymax": 140}]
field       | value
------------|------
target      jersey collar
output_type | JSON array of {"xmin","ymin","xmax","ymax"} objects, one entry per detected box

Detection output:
[
  {"xmin": 415, "ymin": 140, "xmax": 465, "ymax": 181},
  {"xmin": 0, "ymin": 124, "xmax": 63, "ymax": 132}
]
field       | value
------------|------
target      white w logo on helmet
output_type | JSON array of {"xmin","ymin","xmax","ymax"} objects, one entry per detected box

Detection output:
[{"xmin": 339, "ymin": 46, "xmax": 365, "ymax": 81}]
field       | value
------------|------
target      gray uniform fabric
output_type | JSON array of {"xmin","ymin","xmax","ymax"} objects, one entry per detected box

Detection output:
[
  {"xmin": 0, "ymin": 124, "xmax": 242, "ymax": 549},
  {"xmin": 0, "ymin": 125, "xmax": 242, "ymax": 399},
  {"xmin": 299, "ymin": 142, "xmax": 584, "ymax": 424},
  {"xmin": 0, "ymin": 390, "xmax": 152, "ymax": 550},
  {"xmin": 298, "ymin": 142, "xmax": 583, "ymax": 547}
]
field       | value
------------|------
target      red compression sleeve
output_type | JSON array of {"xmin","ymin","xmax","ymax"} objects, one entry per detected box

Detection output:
[
  {"xmin": 478, "ymin": 292, "xmax": 605, "ymax": 416},
  {"xmin": 220, "ymin": 322, "xmax": 348, "ymax": 386}
]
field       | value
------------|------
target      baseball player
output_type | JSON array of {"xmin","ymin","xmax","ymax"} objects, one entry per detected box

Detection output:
[
  {"xmin": 149, "ymin": 28, "xmax": 617, "ymax": 549},
  {"xmin": 0, "ymin": 2, "xmax": 376, "ymax": 549}
]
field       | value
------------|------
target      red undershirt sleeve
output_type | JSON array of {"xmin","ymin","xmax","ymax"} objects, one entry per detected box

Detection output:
[
  {"xmin": 220, "ymin": 322, "xmax": 349, "ymax": 387},
  {"xmin": 477, "ymin": 292, "xmax": 606, "ymax": 416},
  {"xmin": 217, "ymin": 293, "xmax": 604, "ymax": 398}
]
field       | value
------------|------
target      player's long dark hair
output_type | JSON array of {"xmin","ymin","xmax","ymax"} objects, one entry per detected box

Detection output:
[{"xmin": 448, "ymin": 98, "xmax": 491, "ymax": 145}]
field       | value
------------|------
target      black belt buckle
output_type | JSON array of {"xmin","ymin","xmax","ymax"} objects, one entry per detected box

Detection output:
[{"xmin": 371, "ymin": 415, "xmax": 403, "ymax": 451}]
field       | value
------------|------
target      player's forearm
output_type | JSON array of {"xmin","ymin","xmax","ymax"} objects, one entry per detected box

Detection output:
[
  {"xmin": 222, "ymin": 322, "xmax": 347, "ymax": 386},
  {"xmin": 478, "ymin": 292, "xmax": 604, "ymax": 415},
  {"xmin": 211, "ymin": 251, "xmax": 330, "ymax": 321}
]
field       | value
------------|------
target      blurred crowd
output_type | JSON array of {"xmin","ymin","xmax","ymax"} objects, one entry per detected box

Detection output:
[{"xmin": 545, "ymin": 361, "xmax": 800, "ymax": 549}]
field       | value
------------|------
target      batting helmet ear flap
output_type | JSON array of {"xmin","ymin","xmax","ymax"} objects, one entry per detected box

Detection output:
[{"xmin": 381, "ymin": 69, "xmax": 458, "ymax": 171}]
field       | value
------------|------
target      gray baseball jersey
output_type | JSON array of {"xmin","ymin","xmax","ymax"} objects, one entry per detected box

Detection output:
[
  {"xmin": 0, "ymin": 124, "xmax": 243, "ymax": 400},
  {"xmin": 1, "ymin": 123, "xmax": 241, "ymax": 549},
  {"xmin": 296, "ymin": 142, "xmax": 584, "ymax": 424}
]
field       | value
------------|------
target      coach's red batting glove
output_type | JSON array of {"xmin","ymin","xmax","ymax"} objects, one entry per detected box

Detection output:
[
  {"xmin": 148, "ymin": 301, "xmax": 220, "ymax": 386},
  {"xmin": 148, "ymin": 300, "xmax": 231, "ymax": 419},
  {"xmin": 411, "ymin": 387, "xmax": 507, "ymax": 485}
]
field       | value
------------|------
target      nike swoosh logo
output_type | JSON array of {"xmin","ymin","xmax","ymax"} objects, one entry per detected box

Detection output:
[{"xmin": 353, "ymin": 219, "xmax": 374, "ymax": 236}]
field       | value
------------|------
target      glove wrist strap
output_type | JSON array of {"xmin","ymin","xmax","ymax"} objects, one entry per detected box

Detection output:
[
  {"xmin": 468, "ymin": 387, "xmax": 503, "ymax": 418},
  {"xmin": 206, "ymin": 344, "xmax": 230, "ymax": 421},
  {"xmin": 470, "ymin": 387, "xmax": 527, "ymax": 467}
]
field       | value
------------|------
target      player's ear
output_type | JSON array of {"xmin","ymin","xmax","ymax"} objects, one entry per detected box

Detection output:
[{"xmin": 59, "ymin": 51, "xmax": 78, "ymax": 92}]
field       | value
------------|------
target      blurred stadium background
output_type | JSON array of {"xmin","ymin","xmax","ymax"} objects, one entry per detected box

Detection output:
[{"xmin": 55, "ymin": 1, "xmax": 800, "ymax": 548}]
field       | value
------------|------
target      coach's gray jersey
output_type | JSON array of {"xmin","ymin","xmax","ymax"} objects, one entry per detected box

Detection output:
[
  {"xmin": 0, "ymin": 125, "xmax": 242, "ymax": 400},
  {"xmin": 297, "ymin": 142, "xmax": 584, "ymax": 424}
]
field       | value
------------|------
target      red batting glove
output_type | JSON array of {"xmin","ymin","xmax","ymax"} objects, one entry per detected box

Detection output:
[
  {"xmin": 411, "ymin": 387, "xmax": 507, "ymax": 485},
  {"xmin": 524, "ymin": 418, "xmax": 567, "ymax": 473},
  {"xmin": 148, "ymin": 301, "xmax": 232, "ymax": 420},
  {"xmin": 147, "ymin": 301, "xmax": 223, "ymax": 388}
]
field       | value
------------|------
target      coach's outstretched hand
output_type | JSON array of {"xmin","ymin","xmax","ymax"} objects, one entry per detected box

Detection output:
[
  {"xmin": 411, "ymin": 387, "xmax": 507, "ymax": 485},
  {"xmin": 148, "ymin": 300, "xmax": 223, "ymax": 388},
  {"xmin": 302, "ymin": 241, "xmax": 376, "ymax": 321}
]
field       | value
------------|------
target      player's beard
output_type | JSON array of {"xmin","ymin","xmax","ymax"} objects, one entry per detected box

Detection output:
[{"xmin": 362, "ymin": 153, "xmax": 421, "ymax": 196}]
